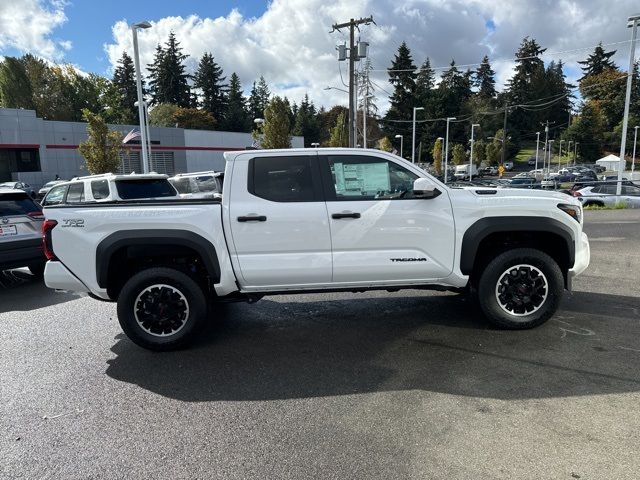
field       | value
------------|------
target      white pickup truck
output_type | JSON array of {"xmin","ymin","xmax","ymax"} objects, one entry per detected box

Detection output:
[{"xmin": 43, "ymin": 148, "xmax": 590, "ymax": 351}]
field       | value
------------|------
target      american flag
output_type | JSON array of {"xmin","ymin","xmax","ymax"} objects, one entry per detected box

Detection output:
[
  {"xmin": 251, "ymin": 138, "xmax": 261, "ymax": 149},
  {"xmin": 122, "ymin": 128, "xmax": 141, "ymax": 144}
]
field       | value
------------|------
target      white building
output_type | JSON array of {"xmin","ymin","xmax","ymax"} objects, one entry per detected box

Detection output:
[{"xmin": 0, "ymin": 108, "xmax": 304, "ymax": 187}]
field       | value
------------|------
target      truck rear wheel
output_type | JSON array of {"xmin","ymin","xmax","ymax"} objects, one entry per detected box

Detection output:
[
  {"xmin": 477, "ymin": 248, "xmax": 563, "ymax": 329},
  {"xmin": 116, "ymin": 267, "xmax": 207, "ymax": 351}
]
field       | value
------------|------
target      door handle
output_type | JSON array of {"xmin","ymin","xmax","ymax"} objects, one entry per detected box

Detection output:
[
  {"xmin": 331, "ymin": 212, "xmax": 361, "ymax": 219},
  {"xmin": 237, "ymin": 215, "xmax": 267, "ymax": 222}
]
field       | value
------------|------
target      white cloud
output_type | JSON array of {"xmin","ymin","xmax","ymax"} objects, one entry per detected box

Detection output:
[
  {"xmin": 103, "ymin": 0, "xmax": 640, "ymax": 113},
  {"xmin": 0, "ymin": 0, "xmax": 69, "ymax": 60}
]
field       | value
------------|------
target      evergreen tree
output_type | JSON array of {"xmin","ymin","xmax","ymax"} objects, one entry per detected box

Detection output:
[
  {"xmin": 222, "ymin": 72, "xmax": 250, "ymax": 132},
  {"xmin": 328, "ymin": 112, "xmax": 348, "ymax": 147},
  {"xmin": 193, "ymin": 52, "xmax": 227, "ymax": 121},
  {"xmin": 475, "ymin": 55, "xmax": 496, "ymax": 98},
  {"xmin": 111, "ymin": 51, "xmax": 140, "ymax": 124},
  {"xmin": 506, "ymin": 37, "xmax": 547, "ymax": 133},
  {"xmin": 293, "ymin": 94, "xmax": 321, "ymax": 146},
  {"xmin": 383, "ymin": 42, "xmax": 417, "ymax": 140},
  {"xmin": 248, "ymin": 76, "xmax": 270, "ymax": 120},
  {"xmin": 260, "ymin": 96, "xmax": 291, "ymax": 149},
  {"xmin": 578, "ymin": 42, "xmax": 617, "ymax": 81},
  {"xmin": 147, "ymin": 32, "xmax": 191, "ymax": 107},
  {"xmin": 415, "ymin": 58, "xmax": 435, "ymax": 106},
  {"xmin": 0, "ymin": 57, "xmax": 34, "ymax": 109}
]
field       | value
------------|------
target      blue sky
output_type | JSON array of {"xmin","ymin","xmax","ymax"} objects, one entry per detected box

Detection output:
[{"xmin": 2, "ymin": 0, "xmax": 269, "ymax": 74}]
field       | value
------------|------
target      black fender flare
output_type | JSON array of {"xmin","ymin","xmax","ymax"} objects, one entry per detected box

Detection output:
[
  {"xmin": 460, "ymin": 216, "xmax": 575, "ymax": 275},
  {"xmin": 96, "ymin": 229, "xmax": 221, "ymax": 288}
]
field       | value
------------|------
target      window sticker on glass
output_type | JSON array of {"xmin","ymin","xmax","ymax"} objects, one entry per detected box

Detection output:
[{"xmin": 333, "ymin": 162, "xmax": 391, "ymax": 197}]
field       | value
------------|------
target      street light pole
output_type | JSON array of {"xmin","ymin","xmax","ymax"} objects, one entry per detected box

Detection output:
[
  {"xmin": 444, "ymin": 117, "xmax": 456, "ymax": 184},
  {"xmin": 617, "ymin": 14, "xmax": 640, "ymax": 195},
  {"xmin": 131, "ymin": 21, "xmax": 151, "ymax": 174},
  {"xmin": 395, "ymin": 135, "xmax": 403, "ymax": 158},
  {"xmin": 574, "ymin": 142, "xmax": 578, "ymax": 165},
  {"xmin": 558, "ymin": 139, "xmax": 564, "ymax": 169},
  {"xmin": 412, "ymin": 107, "xmax": 424, "ymax": 163},
  {"xmin": 470, "ymin": 124, "xmax": 480, "ymax": 181},
  {"xmin": 632, "ymin": 126, "xmax": 639, "ymax": 174},
  {"xmin": 535, "ymin": 132, "xmax": 541, "ymax": 171},
  {"xmin": 567, "ymin": 141, "xmax": 572, "ymax": 166}
]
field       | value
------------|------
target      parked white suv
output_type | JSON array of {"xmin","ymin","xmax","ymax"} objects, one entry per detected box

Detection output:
[{"xmin": 41, "ymin": 173, "xmax": 179, "ymax": 206}]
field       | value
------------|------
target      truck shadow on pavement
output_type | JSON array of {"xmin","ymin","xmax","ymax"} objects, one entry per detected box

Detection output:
[
  {"xmin": 105, "ymin": 290, "xmax": 640, "ymax": 402},
  {"xmin": 0, "ymin": 269, "xmax": 79, "ymax": 312}
]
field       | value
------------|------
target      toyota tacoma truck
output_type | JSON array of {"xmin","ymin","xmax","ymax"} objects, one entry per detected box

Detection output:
[{"xmin": 42, "ymin": 148, "xmax": 590, "ymax": 351}]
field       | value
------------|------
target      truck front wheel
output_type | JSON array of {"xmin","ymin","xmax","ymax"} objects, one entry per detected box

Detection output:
[
  {"xmin": 477, "ymin": 248, "xmax": 564, "ymax": 329},
  {"xmin": 116, "ymin": 267, "xmax": 207, "ymax": 351}
]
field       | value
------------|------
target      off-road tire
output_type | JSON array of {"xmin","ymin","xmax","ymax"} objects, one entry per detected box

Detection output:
[{"xmin": 477, "ymin": 248, "xmax": 564, "ymax": 329}]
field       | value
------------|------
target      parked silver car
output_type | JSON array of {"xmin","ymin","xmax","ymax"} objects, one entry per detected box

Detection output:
[
  {"xmin": 0, "ymin": 188, "xmax": 46, "ymax": 275},
  {"xmin": 574, "ymin": 183, "xmax": 640, "ymax": 208},
  {"xmin": 0, "ymin": 181, "xmax": 36, "ymax": 199}
]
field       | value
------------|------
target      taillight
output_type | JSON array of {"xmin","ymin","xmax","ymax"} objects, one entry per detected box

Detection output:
[
  {"xmin": 42, "ymin": 219, "xmax": 58, "ymax": 260},
  {"xmin": 28, "ymin": 211, "xmax": 44, "ymax": 219}
]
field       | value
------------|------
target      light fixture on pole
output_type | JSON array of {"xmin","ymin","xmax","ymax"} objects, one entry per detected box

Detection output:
[
  {"xmin": 632, "ymin": 126, "xmax": 639, "ymax": 174},
  {"xmin": 617, "ymin": 14, "xmax": 640, "ymax": 195},
  {"xmin": 535, "ymin": 132, "xmax": 541, "ymax": 171},
  {"xmin": 131, "ymin": 20, "xmax": 151, "ymax": 174},
  {"xmin": 469, "ymin": 124, "xmax": 480, "ymax": 181},
  {"xmin": 411, "ymin": 107, "xmax": 424, "ymax": 163},
  {"xmin": 394, "ymin": 135, "xmax": 404, "ymax": 158},
  {"xmin": 311, "ymin": 142, "xmax": 320, "ymax": 148},
  {"xmin": 444, "ymin": 117, "xmax": 456, "ymax": 183}
]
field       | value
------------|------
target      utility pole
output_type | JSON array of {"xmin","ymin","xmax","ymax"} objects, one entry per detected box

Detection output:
[
  {"xmin": 331, "ymin": 16, "xmax": 374, "ymax": 148},
  {"xmin": 501, "ymin": 104, "xmax": 509, "ymax": 165}
]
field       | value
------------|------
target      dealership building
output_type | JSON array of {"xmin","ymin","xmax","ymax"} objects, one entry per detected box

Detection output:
[{"xmin": 0, "ymin": 108, "xmax": 304, "ymax": 187}]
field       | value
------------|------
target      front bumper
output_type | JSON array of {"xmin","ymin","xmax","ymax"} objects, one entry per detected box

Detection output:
[
  {"xmin": 568, "ymin": 231, "xmax": 590, "ymax": 286},
  {"xmin": 44, "ymin": 261, "xmax": 90, "ymax": 293}
]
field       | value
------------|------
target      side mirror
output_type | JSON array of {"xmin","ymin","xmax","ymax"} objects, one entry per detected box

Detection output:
[{"xmin": 413, "ymin": 178, "xmax": 441, "ymax": 199}]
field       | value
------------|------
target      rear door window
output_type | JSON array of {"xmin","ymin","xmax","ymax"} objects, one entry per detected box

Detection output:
[
  {"xmin": 115, "ymin": 179, "xmax": 177, "ymax": 200},
  {"xmin": 249, "ymin": 156, "xmax": 318, "ymax": 202}
]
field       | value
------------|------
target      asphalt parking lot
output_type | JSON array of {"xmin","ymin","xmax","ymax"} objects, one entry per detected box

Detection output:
[{"xmin": 2, "ymin": 209, "xmax": 639, "ymax": 479}]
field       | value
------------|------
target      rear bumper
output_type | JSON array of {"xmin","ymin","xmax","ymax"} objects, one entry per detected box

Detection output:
[
  {"xmin": 568, "ymin": 231, "xmax": 590, "ymax": 286},
  {"xmin": 0, "ymin": 238, "xmax": 45, "ymax": 270},
  {"xmin": 44, "ymin": 261, "xmax": 90, "ymax": 293}
]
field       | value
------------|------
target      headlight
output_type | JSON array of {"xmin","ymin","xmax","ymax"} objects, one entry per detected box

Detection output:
[{"xmin": 558, "ymin": 203, "xmax": 582, "ymax": 224}]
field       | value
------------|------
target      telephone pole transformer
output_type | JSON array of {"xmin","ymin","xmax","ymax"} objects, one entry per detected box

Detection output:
[{"xmin": 331, "ymin": 16, "xmax": 374, "ymax": 148}]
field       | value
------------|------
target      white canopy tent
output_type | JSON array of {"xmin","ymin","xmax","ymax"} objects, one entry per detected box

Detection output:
[{"xmin": 595, "ymin": 154, "xmax": 623, "ymax": 172}]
